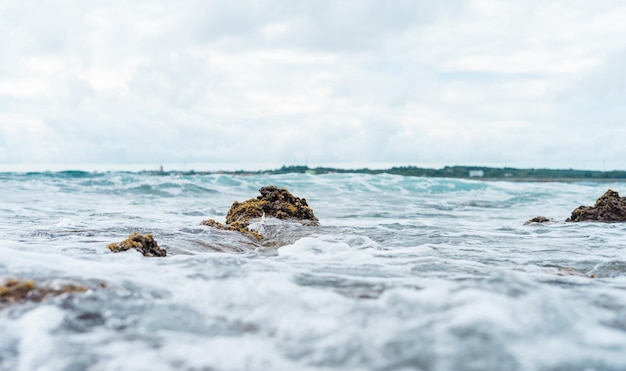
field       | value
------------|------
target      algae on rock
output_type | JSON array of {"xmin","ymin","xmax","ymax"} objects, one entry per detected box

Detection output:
[
  {"xmin": 202, "ymin": 185, "xmax": 318, "ymax": 240},
  {"xmin": 225, "ymin": 185, "xmax": 318, "ymax": 227},
  {"xmin": 200, "ymin": 219, "xmax": 264, "ymax": 241},
  {"xmin": 108, "ymin": 232, "xmax": 167, "ymax": 257},
  {"xmin": 0, "ymin": 278, "xmax": 88, "ymax": 306}
]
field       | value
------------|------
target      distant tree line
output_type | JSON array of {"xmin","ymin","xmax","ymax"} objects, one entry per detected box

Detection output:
[
  {"xmin": 261, "ymin": 165, "xmax": 626, "ymax": 179},
  {"xmin": 146, "ymin": 165, "xmax": 626, "ymax": 179}
]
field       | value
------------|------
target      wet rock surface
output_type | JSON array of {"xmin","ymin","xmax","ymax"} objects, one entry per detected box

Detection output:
[
  {"xmin": 524, "ymin": 216, "xmax": 555, "ymax": 225},
  {"xmin": 566, "ymin": 189, "xmax": 626, "ymax": 222},
  {"xmin": 0, "ymin": 278, "xmax": 88, "ymax": 306},
  {"xmin": 107, "ymin": 232, "xmax": 167, "ymax": 257},
  {"xmin": 226, "ymin": 185, "xmax": 318, "ymax": 226},
  {"xmin": 200, "ymin": 219, "xmax": 264, "ymax": 241},
  {"xmin": 202, "ymin": 185, "xmax": 318, "ymax": 241}
]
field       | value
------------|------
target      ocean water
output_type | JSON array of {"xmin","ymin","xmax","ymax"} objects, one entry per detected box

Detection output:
[{"xmin": 1, "ymin": 171, "xmax": 625, "ymax": 371}]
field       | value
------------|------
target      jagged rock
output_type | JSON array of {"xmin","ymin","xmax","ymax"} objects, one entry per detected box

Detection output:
[
  {"xmin": 0, "ymin": 278, "xmax": 88, "ymax": 305},
  {"xmin": 566, "ymin": 189, "xmax": 626, "ymax": 222},
  {"xmin": 226, "ymin": 185, "xmax": 318, "ymax": 227},
  {"xmin": 202, "ymin": 185, "xmax": 318, "ymax": 240},
  {"xmin": 524, "ymin": 216, "xmax": 555, "ymax": 225},
  {"xmin": 108, "ymin": 232, "xmax": 167, "ymax": 257}
]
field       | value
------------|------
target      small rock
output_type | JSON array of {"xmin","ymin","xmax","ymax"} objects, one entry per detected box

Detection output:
[
  {"xmin": 200, "ymin": 219, "xmax": 263, "ymax": 241},
  {"xmin": 107, "ymin": 232, "xmax": 167, "ymax": 257},
  {"xmin": 524, "ymin": 216, "xmax": 554, "ymax": 225}
]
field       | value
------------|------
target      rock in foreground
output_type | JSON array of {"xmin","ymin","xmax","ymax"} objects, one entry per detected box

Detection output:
[
  {"xmin": 0, "ymin": 278, "xmax": 88, "ymax": 306},
  {"xmin": 566, "ymin": 189, "xmax": 626, "ymax": 222},
  {"xmin": 202, "ymin": 185, "xmax": 318, "ymax": 240},
  {"xmin": 108, "ymin": 232, "xmax": 167, "ymax": 257}
]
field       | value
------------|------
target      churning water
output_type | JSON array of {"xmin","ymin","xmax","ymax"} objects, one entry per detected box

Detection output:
[{"xmin": 1, "ymin": 171, "xmax": 625, "ymax": 370}]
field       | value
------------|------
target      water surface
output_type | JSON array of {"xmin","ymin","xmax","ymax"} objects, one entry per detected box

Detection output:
[{"xmin": 1, "ymin": 172, "xmax": 625, "ymax": 370}]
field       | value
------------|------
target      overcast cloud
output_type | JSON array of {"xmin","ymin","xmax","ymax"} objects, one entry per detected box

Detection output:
[{"xmin": 1, "ymin": 0, "xmax": 626, "ymax": 171}]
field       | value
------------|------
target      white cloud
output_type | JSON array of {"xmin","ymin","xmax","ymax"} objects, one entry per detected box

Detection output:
[{"xmin": 1, "ymin": 0, "xmax": 626, "ymax": 170}]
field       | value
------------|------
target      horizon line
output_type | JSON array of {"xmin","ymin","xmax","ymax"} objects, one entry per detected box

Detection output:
[{"xmin": 0, "ymin": 162, "xmax": 623, "ymax": 174}]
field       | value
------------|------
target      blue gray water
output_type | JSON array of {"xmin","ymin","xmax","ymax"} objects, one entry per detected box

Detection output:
[{"xmin": 1, "ymin": 171, "xmax": 625, "ymax": 370}]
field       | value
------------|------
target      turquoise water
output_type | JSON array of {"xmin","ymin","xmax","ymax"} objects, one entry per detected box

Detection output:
[{"xmin": 1, "ymin": 172, "xmax": 625, "ymax": 370}]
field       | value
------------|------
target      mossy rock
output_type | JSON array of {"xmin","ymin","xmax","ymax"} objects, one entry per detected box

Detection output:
[
  {"xmin": 0, "ymin": 278, "xmax": 88, "ymax": 305},
  {"xmin": 566, "ymin": 189, "xmax": 626, "ymax": 222},
  {"xmin": 108, "ymin": 232, "xmax": 167, "ymax": 257},
  {"xmin": 202, "ymin": 185, "xmax": 318, "ymax": 241},
  {"xmin": 200, "ymin": 219, "xmax": 263, "ymax": 241},
  {"xmin": 225, "ymin": 185, "xmax": 318, "ymax": 227}
]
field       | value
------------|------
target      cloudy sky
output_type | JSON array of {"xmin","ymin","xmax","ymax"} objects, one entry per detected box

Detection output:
[{"xmin": 1, "ymin": 0, "xmax": 626, "ymax": 171}]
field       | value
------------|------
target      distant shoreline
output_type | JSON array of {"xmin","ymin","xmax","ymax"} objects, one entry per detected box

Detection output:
[
  {"xmin": 145, "ymin": 165, "xmax": 626, "ymax": 181},
  {"xmin": 4, "ymin": 164, "xmax": 626, "ymax": 181}
]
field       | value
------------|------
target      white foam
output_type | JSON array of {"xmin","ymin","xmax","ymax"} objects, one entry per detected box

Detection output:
[{"xmin": 16, "ymin": 306, "xmax": 65, "ymax": 371}]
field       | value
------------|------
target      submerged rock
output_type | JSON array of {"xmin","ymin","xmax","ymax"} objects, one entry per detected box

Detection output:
[
  {"xmin": 555, "ymin": 267, "xmax": 595, "ymax": 278},
  {"xmin": 524, "ymin": 216, "xmax": 555, "ymax": 225},
  {"xmin": 566, "ymin": 189, "xmax": 626, "ymax": 222},
  {"xmin": 200, "ymin": 219, "xmax": 264, "ymax": 241},
  {"xmin": 107, "ymin": 232, "xmax": 167, "ymax": 257},
  {"xmin": 202, "ymin": 185, "xmax": 318, "ymax": 240},
  {"xmin": 0, "ymin": 278, "xmax": 88, "ymax": 306}
]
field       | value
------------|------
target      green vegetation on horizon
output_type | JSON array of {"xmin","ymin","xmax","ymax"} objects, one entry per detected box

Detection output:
[{"xmin": 206, "ymin": 165, "xmax": 626, "ymax": 179}]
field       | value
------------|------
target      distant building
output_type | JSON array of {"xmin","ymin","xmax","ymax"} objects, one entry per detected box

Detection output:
[{"xmin": 469, "ymin": 170, "xmax": 484, "ymax": 178}]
